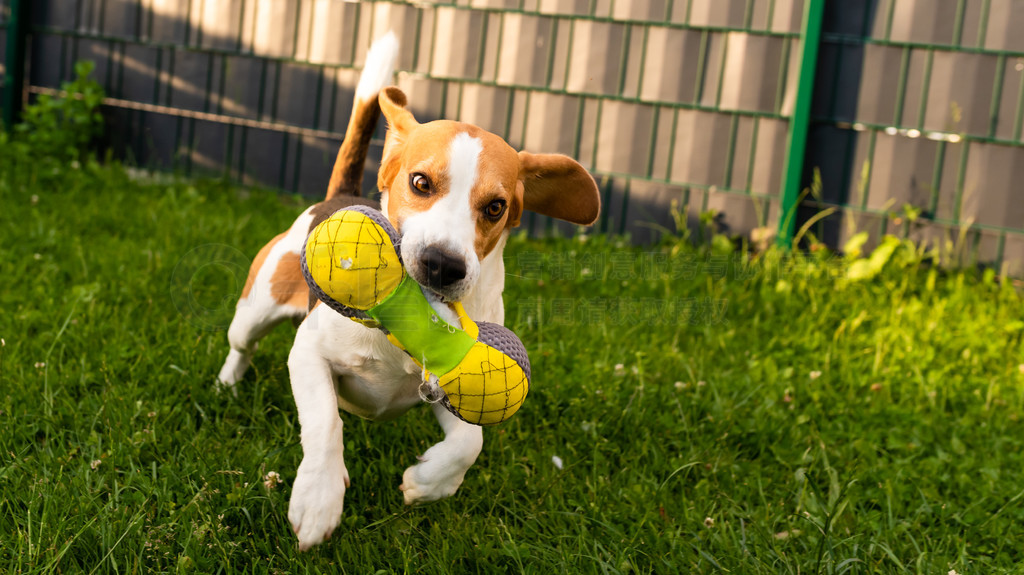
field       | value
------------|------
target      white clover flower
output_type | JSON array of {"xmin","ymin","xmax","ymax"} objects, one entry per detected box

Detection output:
[{"xmin": 264, "ymin": 471, "xmax": 282, "ymax": 489}]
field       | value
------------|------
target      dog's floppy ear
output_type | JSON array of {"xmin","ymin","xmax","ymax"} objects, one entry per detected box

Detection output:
[
  {"xmin": 378, "ymin": 87, "xmax": 419, "ymax": 192},
  {"xmin": 379, "ymin": 87, "xmax": 418, "ymax": 134},
  {"xmin": 517, "ymin": 152, "xmax": 600, "ymax": 226}
]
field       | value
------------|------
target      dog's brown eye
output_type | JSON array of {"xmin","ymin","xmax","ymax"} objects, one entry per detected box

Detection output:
[
  {"xmin": 484, "ymin": 199, "xmax": 507, "ymax": 220},
  {"xmin": 409, "ymin": 173, "xmax": 431, "ymax": 195}
]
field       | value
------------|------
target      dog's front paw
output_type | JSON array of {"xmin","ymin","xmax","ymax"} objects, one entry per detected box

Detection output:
[
  {"xmin": 399, "ymin": 458, "xmax": 466, "ymax": 505},
  {"xmin": 288, "ymin": 459, "xmax": 350, "ymax": 551}
]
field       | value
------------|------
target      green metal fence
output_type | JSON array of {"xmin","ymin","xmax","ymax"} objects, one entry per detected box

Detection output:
[{"xmin": 3, "ymin": 0, "xmax": 1023, "ymax": 272}]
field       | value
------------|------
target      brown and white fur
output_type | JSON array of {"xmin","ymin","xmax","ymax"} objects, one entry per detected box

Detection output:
[{"xmin": 217, "ymin": 33, "xmax": 601, "ymax": 550}]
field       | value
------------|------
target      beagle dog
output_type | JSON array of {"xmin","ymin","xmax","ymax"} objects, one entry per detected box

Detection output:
[{"xmin": 217, "ymin": 33, "xmax": 600, "ymax": 550}]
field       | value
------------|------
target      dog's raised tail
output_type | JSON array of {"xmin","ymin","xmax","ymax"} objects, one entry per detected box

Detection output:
[{"xmin": 325, "ymin": 31, "xmax": 398, "ymax": 200}]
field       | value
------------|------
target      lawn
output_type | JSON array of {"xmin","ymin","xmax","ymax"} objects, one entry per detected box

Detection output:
[{"xmin": 2, "ymin": 138, "xmax": 1024, "ymax": 574}]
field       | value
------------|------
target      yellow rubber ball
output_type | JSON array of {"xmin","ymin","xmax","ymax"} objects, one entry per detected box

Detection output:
[
  {"xmin": 304, "ymin": 209, "xmax": 405, "ymax": 310},
  {"xmin": 438, "ymin": 340, "xmax": 530, "ymax": 426}
]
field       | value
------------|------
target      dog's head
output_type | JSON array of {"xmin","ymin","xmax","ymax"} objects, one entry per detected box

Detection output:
[{"xmin": 377, "ymin": 87, "xmax": 600, "ymax": 302}]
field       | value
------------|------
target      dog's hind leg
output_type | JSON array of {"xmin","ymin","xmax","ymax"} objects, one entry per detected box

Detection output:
[
  {"xmin": 218, "ymin": 296, "xmax": 305, "ymax": 387},
  {"xmin": 400, "ymin": 402, "xmax": 484, "ymax": 504},
  {"xmin": 217, "ymin": 213, "xmax": 313, "ymax": 388}
]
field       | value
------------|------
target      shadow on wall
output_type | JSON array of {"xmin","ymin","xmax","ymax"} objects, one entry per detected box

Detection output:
[
  {"xmin": 1, "ymin": 0, "xmax": 13, "ymax": 111},
  {"xmin": 798, "ymin": 0, "xmax": 881, "ymax": 248},
  {"xmin": 22, "ymin": 0, "xmax": 698, "ymax": 240},
  {"xmin": 28, "ymin": 0, "xmax": 396, "ymax": 198},
  {"xmin": 799, "ymin": 0, "xmax": 1024, "ymax": 276},
  {"xmin": 21, "ymin": 0, "xmax": 800, "ymax": 246}
]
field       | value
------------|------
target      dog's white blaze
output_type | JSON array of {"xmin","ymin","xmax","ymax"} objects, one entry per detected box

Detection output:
[
  {"xmin": 446, "ymin": 131, "xmax": 483, "ymax": 207},
  {"xmin": 428, "ymin": 131, "xmax": 482, "ymax": 249},
  {"xmin": 397, "ymin": 131, "xmax": 484, "ymax": 301},
  {"xmin": 402, "ymin": 132, "xmax": 482, "ymax": 258}
]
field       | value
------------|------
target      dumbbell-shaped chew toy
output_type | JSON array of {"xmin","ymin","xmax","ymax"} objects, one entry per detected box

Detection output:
[{"xmin": 301, "ymin": 205, "xmax": 530, "ymax": 426}]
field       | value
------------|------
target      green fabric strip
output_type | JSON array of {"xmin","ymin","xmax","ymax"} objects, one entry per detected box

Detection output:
[{"xmin": 366, "ymin": 276, "xmax": 476, "ymax": 376}]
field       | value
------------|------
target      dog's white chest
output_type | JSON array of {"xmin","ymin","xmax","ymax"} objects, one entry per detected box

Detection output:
[
  {"xmin": 332, "ymin": 360, "xmax": 424, "ymax": 421},
  {"xmin": 299, "ymin": 304, "xmax": 424, "ymax": 421}
]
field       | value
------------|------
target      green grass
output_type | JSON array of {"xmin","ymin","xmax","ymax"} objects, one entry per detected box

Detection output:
[{"xmin": 2, "ymin": 143, "xmax": 1024, "ymax": 574}]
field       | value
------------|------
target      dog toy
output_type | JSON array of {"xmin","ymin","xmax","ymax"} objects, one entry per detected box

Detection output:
[{"xmin": 301, "ymin": 205, "xmax": 530, "ymax": 426}]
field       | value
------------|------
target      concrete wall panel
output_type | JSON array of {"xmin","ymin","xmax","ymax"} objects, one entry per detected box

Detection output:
[
  {"xmin": 670, "ymin": 110, "xmax": 734, "ymax": 188},
  {"xmin": 198, "ymin": 0, "xmax": 245, "ymax": 50},
  {"xmin": 565, "ymin": 20, "xmax": 625, "ymax": 95},
  {"xmin": 986, "ymin": 0, "xmax": 1024, "ymax": 52},
  {"xmin": 537, "ymin": 0, "xmax": 592, "ymax": 17},
  {"xmin": 323, "ymin": 68, "xmax": 360, "ymax": 132},
  {"xmin": 396, "ymin": 74, "xmax": 448, "ymax": 122},
  {"xmin": 457, "ymin": 84, "xmax": 512, "ymax": 137},
  {"xmin": 750, "ymin": 119, "xmax": 788, "ymax": 200},
  {"xmin": 304, "ymin": 0, "xmax": 359, "ymax": 66},
  {"xmin": 688, "ymin": 0, "xmax": 748, "ymax": 29},
  {"xmin": 274, "ymin": 62, "xmax": 321, "ymax": 127},
  {"xmin": 640, "ymin": 27, "xmax": 701, "ymax": 104},
  {"xmin": 856, "ymin": 44, "xmax": 903, "ymax": 126},
  {"xmin": 995, "ymin": 58, "xmax": 1024, "ymax": 142},
  {"xmin": 923, "ymin": 51, "xmax": 997, "ymax": 136},
  {"xmin": 772, "ymin": 0, "xmax": 805, "ymax": 33},
  {"xmin": 431, "ymin": 7, "xmax": 486, "ymax": 79},
  {"xmin": 547, "ymin": 18, "xmax": 573, "ymax": 91},
  {"xmin": 1002, "ymin": 236, "xmax": 1024, "ymax": 276},
  {"xmin": 611, "ymin": 0, "xmax": 668, "ymax": 21},
  {"xmin": 219, "ymin": 56, "xmax": 266, "ymax": 120},
  {"xmin": 625, "ymin": 181, "xmax": 686, "ymax": 243},
  {"xmin": 889, "ymin": 0, "xmax": 959, "ymax": 45},
  {"xmin": 719, "ymin": 33, "xmax": 785, "ymax": 113},
  {"xmin": 961, "ymin": 143, "xmax": 1024, "ymax": 229},
  {"xmin": 862, "ymin": 134, "xmax": 939, "ymax": 212},
  {"xmin": 521, "ymin": 92, "xmax": 581, "ymax": 157},
  {"xmin": 370, "ymin": 3, "xmax": 419, "ymax": 71},
  {"xmin": 249, "ymin": 0, "xmax": 300, "ymax": 59},
  {"xmin": 594, "ymin": 101, "xmax": 655, "ymax": 176},
  {"xmin": 497, "ymin": 14, "xmax": 555, "ymax": 88}
]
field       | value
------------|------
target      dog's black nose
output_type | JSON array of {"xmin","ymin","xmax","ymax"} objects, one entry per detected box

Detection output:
[{"xmin": 421, "ymin": 246, "xmax": 467, "ymax": 289}]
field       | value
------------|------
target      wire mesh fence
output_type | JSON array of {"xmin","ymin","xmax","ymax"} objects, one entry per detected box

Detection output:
[{"xmin": 3, "ymin": 0, "xmax": 1023, "ymax": 273}]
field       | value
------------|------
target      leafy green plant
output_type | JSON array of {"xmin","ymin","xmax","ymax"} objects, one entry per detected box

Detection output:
[
  {"xmin": 667, "ymin": 198, "xmax": 692, "ymax": 245},
  {"xmin": 14, "ymin": 60, "xmax": 105, "ymax": 161}
]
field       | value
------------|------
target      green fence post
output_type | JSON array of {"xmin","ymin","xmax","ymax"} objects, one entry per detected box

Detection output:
[
  {"xmin": 776, "ymin": 0, "xmax": 825, "ymax": 248},
  {"xmin": 3, "ymin": 0, "xmax": 29, "ymax": 130}
]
